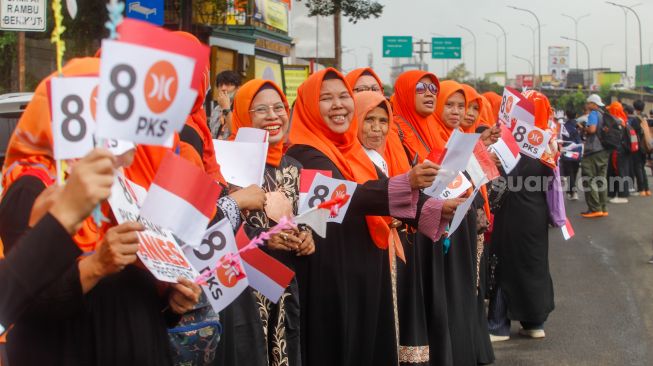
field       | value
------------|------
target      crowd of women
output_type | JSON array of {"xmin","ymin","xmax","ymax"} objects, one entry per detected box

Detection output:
[{"xmin": 0, "ymin": 40, "xmax": 562, "ymax": 366}]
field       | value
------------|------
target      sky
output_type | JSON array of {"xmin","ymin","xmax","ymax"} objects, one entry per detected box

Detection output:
[{"xmin": 339, "ymin": 0, "xmax": 652, "ymax": 84}]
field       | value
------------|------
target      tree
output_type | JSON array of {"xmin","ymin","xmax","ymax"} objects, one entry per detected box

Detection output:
[
  {"xmin": 444, "ymin": 63, "xmax": 471, "ymax": 82},
  {"xmin": 300, "ymin": 0, "xmax": 384, "ymax": 70},
  {"xmin": 555, "ymin": 90, "xmax": 587, "ymax": 116}
]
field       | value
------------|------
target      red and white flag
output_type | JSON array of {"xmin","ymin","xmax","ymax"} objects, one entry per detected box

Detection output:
[
  {"xmin": 236, "ymin": 227, "xmax": 295, "ymax": 303},
  {"xmin": 489, "ymin": 124, "xmax": 521, "ymax": 174},
  {"xmin": 466, "ymin": 140, "xmax": 501, "ymax": 186},
  {"xmin": 499, "ymin": 87, "xmax": 535, "ymax": 129},
  {"xmin": 561, "ymin": 218, "xmax": 575, "ymax": 240},
  {"xmin": 140, "ymin": 152, "xmax": 223, "ymax": 247}
]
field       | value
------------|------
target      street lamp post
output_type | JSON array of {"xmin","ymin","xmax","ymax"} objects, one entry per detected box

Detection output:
[
  {"xmin": 513, "ymin": 54, "xmax": 534, "ymax": 75},
  {"xmin": 458, "ymin": 25, "xmax": 477, "ymax": 88},
  {"xmin": 484, "ymin": 19, "xmax": 508, "ymax": 80},
  {"xmin": 601, "ymin": 43, "xmax": 613, "ymax": 69},
  {"xmin": 361, "ymin": 46, "xmax": 373, "ymax": 69},
  {"xmin": 486, "ymin": 32, "xmax": 500, "ymax": 72},
  {"xmin": 561, "ymin": 36, "xmax": 590, "ymax": 88},
  {"xmin": 561, "ymin": 13, "xmax": 591, "ymax": 71},
  {"xmin": 508, "ymin": 5, "xmax": 541, "ymax": 88},
  {"xmin": 607, "ymin": 2, "xmax": 643, "ymax": 91}
]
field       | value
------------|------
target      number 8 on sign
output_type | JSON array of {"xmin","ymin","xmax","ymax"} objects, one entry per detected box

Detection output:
[{"xmin": 50, "ymin": 76, "xmax": 99, "ymax": 160}]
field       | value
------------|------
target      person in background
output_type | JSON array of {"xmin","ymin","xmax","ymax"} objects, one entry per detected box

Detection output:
[
  {"xmin": 210, "ymin": 70, "xmax": 243, "ymax": 139},
  {"xmin": 580, "ymin": 94, "xmax": 610, "ymax": 218},
  {"xmin": 561, "ymin": 109, "xmax": 582, "ymax": 200},
  {"xmin": 606, "ymin": 101, "xmax": 630, "ymax": 203},
  {"xmin": 631, "ymin": 101, "xmax": 651, "ymax": 196}
]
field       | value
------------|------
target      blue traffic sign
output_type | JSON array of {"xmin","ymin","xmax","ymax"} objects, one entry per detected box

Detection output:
[{"xmin": 126, "ymin": 0, "xmax": 164, "ymax": 26}]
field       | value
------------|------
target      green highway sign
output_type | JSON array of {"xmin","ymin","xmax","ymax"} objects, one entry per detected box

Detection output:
[
  {"xmin": 383, "ymin": 36, "xmax": 413, "ymax": 58},
  {"xmin": 431, "ymin": 37, "xmax": 461, "ymax": 59}
]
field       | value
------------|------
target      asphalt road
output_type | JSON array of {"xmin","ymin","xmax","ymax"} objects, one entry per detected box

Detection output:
[{"xmin": 492, "ymin": 187, "xmax": 653, "ymax": 365}]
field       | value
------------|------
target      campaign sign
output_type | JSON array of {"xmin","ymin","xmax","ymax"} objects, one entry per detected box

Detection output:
[
  {"xmin": 512, "ymin": 120, "xmax": 552, "ymax": 159},
  {"xmin": 498, "ymin": 86, "xmax": 535, "ymax": 129},
  {"xmin": 184, "ymin": 219, "xmax": 249, "ymax": 313},
  {"xmin": 439, "ymin": 173, "xmax": 472, "ymax": 199},
  {"xmin": 96, "ymin": 39, "xmax": 197, "ymax": 147},
  {"xmin": 298, "ymin": 173, "xmax": 357, "ymax": 224},
  {"xmin": 50, "ymin": 77, "xmax": 97, "ymax": 160},
  {"xmin": 108, "ymin": 173, "xmax": 198, "ymax": 283}
]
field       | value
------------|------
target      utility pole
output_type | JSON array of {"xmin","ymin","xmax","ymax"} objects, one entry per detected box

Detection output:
[{"xmin": 414, "ymin": 39, "xmax": 430, "ymax": 71}]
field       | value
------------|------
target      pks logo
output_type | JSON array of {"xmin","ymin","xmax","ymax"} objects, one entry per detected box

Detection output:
[
  {"xmin": 90, "ymin": 85, "xmax": 98, "ymax": 121},
  {"xmin": 144, "ymin": 61, "xmax": 178, "ymax": 114},
  {"xmin": 216, "ymin": 255, "xmax": 246, "ymax": 288},
  {"xmin": 527, "ymin": 130, "xmax": 544, "ymax": 146},
  {"xmin": 505, "ymin": 96, "xmax": 514, "ymax": 114},
  {"xmin": 447, "ymin": 175, "xmax": 463, "ymax": 189}
]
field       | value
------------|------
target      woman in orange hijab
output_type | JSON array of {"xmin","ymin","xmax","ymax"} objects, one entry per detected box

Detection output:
[
  {"xmin": 482, "ymin": 91, "xmax": 503, "ymax": 122},
  {"xmin": 0, "ymin": 57, "xmax": 202, "ymax": 366},
  {"xmin": 286, "ymin": 68, "xmax": 451, "ymax": 366},
  {"xmin": 216, "ymin": 79, "xmax": 315, "ymax": 366},
  {"xmin": 345, "ymin": 67, "xmax": 385, "ymax": 94}
]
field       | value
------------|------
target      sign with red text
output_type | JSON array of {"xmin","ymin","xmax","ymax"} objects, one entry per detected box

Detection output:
[
  {"xmin": 184, "ymin": 219, "xmax": 248, "ymax": 313},
  {"xmin": 298, "ymin": 173, "xmax": 356, "ymax": 224},
  {"xmin": 108, "ymin": 173, "xmax": 198, "ymax": 283},
  {"xmin": 96, "ymin": 39, "xmax": 198, "ymax": 146},
  {"xmin": 512, "ymin": 120, "xmax": 552, "ymax": 159}
]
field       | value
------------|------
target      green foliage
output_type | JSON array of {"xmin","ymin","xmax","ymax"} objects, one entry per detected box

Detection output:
[
  {"xmin": 475, "ymin": 79, "xmax": 502, "ymax": 94},
  {"xmin": 0, "ymin": 32, "xmax": 17, "ymax": 93},
  {"xmin": 597, "ymin": 85, "xmax": 615, "ymax": 106},
  {"xmin": 63, "ymin": 1, "xmax": 107, "ymax": 57},
  {"xmin": 444, "ymin": 63, "xmax": 471, "ymax": 82},
  {"xmin": 555, "ymin": 90, "xmax": 587, "ymax": 115},
  {"xmin": 303, "ymin": 0, "xmax": 384, "ymax": 23}
]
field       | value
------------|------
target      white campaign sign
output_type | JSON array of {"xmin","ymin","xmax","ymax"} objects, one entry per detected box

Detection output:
[
  {"xmin": 424, "ymin": 131, "xmax": 480, "ymax": 198},
  {"xmin": 498, "ymin": 87, "xmax": 534, "ymax": 129},
  {"xmin": 108, "ymin": 173, "xmax": 198, "ymax": 283},
  {"xmin": 439, "ymin": 173, "xmax": 472, "ymax": 199},
  {"xmin": 184, "ymin": 219, "xmax": 249, "ymax": 314},
  {"xmin": 298, "ymin": 173, "xmax": 357, "ymax": 224},
  {"xmin": 512, "ymin": 120, "xmax": 552, "ymax": 159},
  {"xmin": 96, "ymin": 40, "xmax": 198, "ymax": 147},
  {"xmin": 447, "ymin": 186, "xmax": 481, "ymax": 236},
  {"xmin": 51, "ymin": 77, "xmax": 97, "ymax": 160}
]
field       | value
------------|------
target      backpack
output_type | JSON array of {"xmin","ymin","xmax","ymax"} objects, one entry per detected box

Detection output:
[
  {"xmin": 597, "ymin": 109, "xmax": 624, "ymax": 150},
  {"xmin": 624, "ymin": 124, "xmax": 639, "ymax": 153}
]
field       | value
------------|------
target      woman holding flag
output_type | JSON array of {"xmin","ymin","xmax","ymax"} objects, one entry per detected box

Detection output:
[
  {"xmin": 286, "ymin": 68, "xmax": 456, "ymax": 366},
  {"xmin": 216, "ymin": 79, "xmax": 315, "ymax": 366}
]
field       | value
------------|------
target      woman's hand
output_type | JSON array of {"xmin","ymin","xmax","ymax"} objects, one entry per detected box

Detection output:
[
  {"xmin": 229, "ymin": 185, "xmax": 266, "ymax": 211},
  {"xmin": 169, "ymin": 278, "xmax": 202, "ymax": 314},
  {"xmin": 480, "ymin": 126, "xmax": 501, "ymax": 147},
  {"xmin": 267, "ymin": 229, "xmax": 302, "ymax": 251},
  {"xmin": 49, "ymin": 148, "xmax": 116, "ymax": 234},
  {"xmin": 408, "ymin": 161, "xmax": 440, "ymax": 189},
  {"xmin": 442, "ymin": 198, "xmax": 466, "ymax": 220},
  {"xmin": 29, "ymin": 185, "xmax": 62, "ymax": 227},
  {"xmin": 296, "ymin": 229, "xmax": 315, "ymax": 256}
]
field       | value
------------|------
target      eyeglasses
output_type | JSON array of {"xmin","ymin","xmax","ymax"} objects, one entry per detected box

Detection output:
[
  {"xmin": 353, "ymin": 85, "xmax": 382, "ymax": 93},
  {"xmin": 415, "ymin": 82, "xmax": 438, "ymax": 95},
  {"xmin": 249, "ymin": 103, "xmax": 287, "ymax": 116}
]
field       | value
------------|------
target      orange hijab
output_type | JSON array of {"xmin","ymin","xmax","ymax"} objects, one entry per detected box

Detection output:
[
  {"xmin": 230, "ymin": 79, "xmax": 288, "ymax": 167},
  {"xmin": 523, "ymin": 90, "xmax": 559, "ymax": 168},
  {"xmin": 354, "ymin": 91, "xmax": 411, "ymax": 176},
  {"xmin": 431, "ymin": 80, "xmax": 466, "ymax": 150},
  {"xmin": 478, "ymin": 96, "xmax": 495, "ymax": 127},
  {"xmin": 174, "ymin": 31, "xmax": 226, "ymax": 185},
  {"xmin": 289, "ymin": 68, "xmax": 390, "ymax": 249},
  {"xmin": 607, "ymin": 101, "xmax": 627, "ymax": 126},
  {"xmin": 461, "ymin": 84, "xmax": 486, "ymax": 133},
  {"xmin": 390, "ymin": 70, "xmax": 441, "ymax": 162},
  {"xmin": 345, "ymin": 67, "xmax": 384, "ymax": 94},
  {"xmin": 482, "ymin": 91, "xmax": 502, "ymax": 122}
]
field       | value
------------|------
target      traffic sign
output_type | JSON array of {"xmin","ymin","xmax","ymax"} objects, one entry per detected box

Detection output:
[
  {"xmin": 0, "ymin": 0, "xmax": 46, "ymax": 31},
  {"xmin": 383, "ymin": 36, "xmax": 413, "ymax": 58},
  {"xmin": 431, "ymin": 37, "xmax": 461, "ymax": 59},
  {"xmin": 126, "ymin": 0, "xmax": 164, "ymax": 26}
]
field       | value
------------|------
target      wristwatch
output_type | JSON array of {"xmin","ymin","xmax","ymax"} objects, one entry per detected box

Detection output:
[{"xmin": 222, "ymin": 108, "xmax": 231, "ymax": 116}]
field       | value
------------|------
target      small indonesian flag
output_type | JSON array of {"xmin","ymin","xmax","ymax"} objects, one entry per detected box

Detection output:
[
  {"xmin": 489, "ymin": 124, "xmax": 522, "ymax": 174},
  {"xmin": 561, "ymin": 218, "xmax": 575, "ymax": 240},
  {"xmin": 140, "ymin": 152, "xmax": 222, "ymax": 247},
  {"xmin": 236, "ymin": 227, "xmax": 295, "ymax": 303},
  {"xmin": 500, "ymin": 124, "xmax": 521, "ymax": 157},
  {"xmin": 295, "ymin": 207, "xmax": 330, "ymax": 238},
  {"xmin": 466, "ymin": 140, "xmax": 500, "ymax": 186}
]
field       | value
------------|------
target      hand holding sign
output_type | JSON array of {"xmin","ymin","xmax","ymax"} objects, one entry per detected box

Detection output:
[{"xmin": 409, "ymin": 160, "xmax": 441, "ymax": 189}]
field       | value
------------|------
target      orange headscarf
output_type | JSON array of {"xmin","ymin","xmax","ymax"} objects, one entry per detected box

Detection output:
[
  {"xmin": 478, "ymin": 96, "xmax": 495, "ymax": 127},
  {"xmin": 523, "ymin": 90, "xmax": 559, "ymax": 169},
  {"xmin": 482, "ymin": 91, "xmax": 502, "ymax": 123},
  {"xmin": 460, "ymin": 84, "xmax": 487, "ymax": 133},
  {"xmin": 345, "ymin": 67, "xmax": 384, "ymax": 94},
  {"xmin": 390, "ymin": 70, "xmax": 441, "ymax": 162},
  {"xmin": 289, "ymin": 68, "xmax": 390, "ymax": 249},
  {"xmin": 354, "ymin": 91, "xmax": 411, "ymax": 177},
  {"xmin": 230, "ymin": 79, "xmax": 288, "ymax": 167},
  {"xmin": 431, "ymin": 80, "xmax": 466, "ymax": 150},
  {"xmin": 174, "ymin": 31, "xmax": 226, "ymax": 185},
  {"xmin": 607, "ymin": 101, "xmax": 627, "ymax": 126}
]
